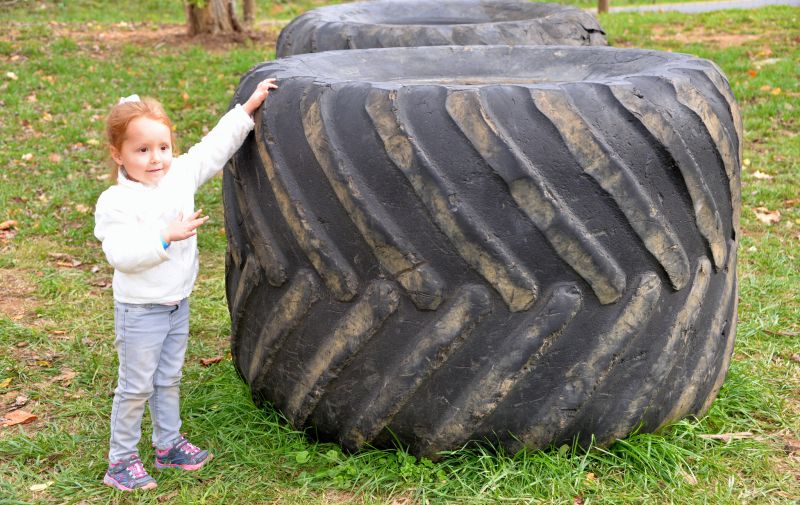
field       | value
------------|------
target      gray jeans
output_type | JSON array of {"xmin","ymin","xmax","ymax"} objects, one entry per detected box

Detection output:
[{"xmin": 109, "ymin": 298, "xmax": 189, "ymax": 462}]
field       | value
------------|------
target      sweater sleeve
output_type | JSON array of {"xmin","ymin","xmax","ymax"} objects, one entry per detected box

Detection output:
[
  {"xmin": 94, "ymin": 194, "xmax": 170, "ymax": 274},
  {"xmin": 177, "ymin": 104, "xmax": 255, "ymax": 190}
]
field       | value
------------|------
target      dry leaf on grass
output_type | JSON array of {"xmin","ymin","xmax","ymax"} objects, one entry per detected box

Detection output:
[
  {"xmin": 10, "ymin": 395, "xmax": 29, "ymax": 410},
  {"xmin": 698, "ymin": 432, "xmax": 754, "ymax": 442},
  {"xmin": 0, "ymin": 377, "xmax": 12, "ymax": 388},
  {"xmin": 52, "ymin": 368, "xmax": 77, "ymax": 386},
  {"xmin": 200, "ymin": 356, "xmax": 223, "ymax": 367},
  {"xmin": 48, "ymin": 252, "xmax": 82, "ymax": 268},
  {"xmin": 29, "ymin": 481, "xmax": 53, "ymax": 492},
  {"xmin": 1, "ymin": 409, "xmax": 37, "ymax": 427},
  {"xmin": 752, "ymin": 170, "xmax": 773, "ymax": 180},
  {"xmin": 0, "ymin": 220, "xmax": 17, "ymax": 231},
  {"xmin": 753, "ymin": 207, "xmax": 781, "ymax": 225},
  {"xmin": 791, "ymin": 353, "xmax": 800, "ymax": 364},
  {"xmin": 784, "ymin": 439, "xmax": 800, "ymax": 454}
]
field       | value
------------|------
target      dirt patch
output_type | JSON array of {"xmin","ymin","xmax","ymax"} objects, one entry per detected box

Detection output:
[
  {"xmin": 651, "ymin": 25, "xmax": 766, "ymax": 48},
  {"xmin": 0, "ymin": 269, "xmax": 38, "ymax": 322},
  {"xmin": 47, "ymin": 20, "xmax": 284, "ymax": 53}
]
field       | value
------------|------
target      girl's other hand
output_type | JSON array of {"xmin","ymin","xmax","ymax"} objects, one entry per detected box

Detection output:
[
  {"xmin": 242, "ymin": 78, "xmax": 278, "ymax": 116},
  {"xmin": 161, "ymin": 209, "xmax": 209, "ymax": 244}
]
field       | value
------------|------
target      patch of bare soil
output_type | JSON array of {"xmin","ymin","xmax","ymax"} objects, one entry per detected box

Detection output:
[
  {"xmin": 0, "ymin": 268, "xmax": 38, "ymax": 322},
  {"xmin": 48, "ymin": 20, "xmax": 285, "ymax": 53},
  {"xmin": 651, "ymin": 25, "xmax": 767, "ymax": 48}
]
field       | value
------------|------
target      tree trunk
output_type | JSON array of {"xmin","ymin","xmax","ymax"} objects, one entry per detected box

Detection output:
[
  {"xmin": 598, "ymin": 0, "xmax": 609, "ymax": 14},
  {"xmin": 186, "ymin": 0, "xmax": 243, "ymax": 36},
  {"xmin": 243, "ymin": 0, "xmax": 256, "ymax": 25}
]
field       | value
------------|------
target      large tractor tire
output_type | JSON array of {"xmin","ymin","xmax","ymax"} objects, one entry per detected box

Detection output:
[
  {"xmin": 275, "ymin": 0, "xmax": 606, "ymax": 57},
  {"xmin": 224, "ymin": 45, "xmax": 742, "ymax": 457}
]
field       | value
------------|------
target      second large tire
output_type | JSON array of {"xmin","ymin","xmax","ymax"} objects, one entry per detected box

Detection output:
[
  {"xmin": 276, "ymin": 0, "xmax": 606, "ymax": 57},
  {"xmin": 225, "ymin": 45, "xmax": 742, "ymax": 457}
]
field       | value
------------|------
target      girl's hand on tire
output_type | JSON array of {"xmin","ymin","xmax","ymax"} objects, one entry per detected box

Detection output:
[
  {"xmin": 242, "ymin": 78, "xmax": 278, "ymax": 116},
  {"xmin": 161, "ymin": 209, "xmax": 209, "ymax": 244}
]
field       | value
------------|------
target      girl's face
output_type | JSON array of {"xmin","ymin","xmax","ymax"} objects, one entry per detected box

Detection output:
[{"xmin": 111, "ymin": 116, "xmax": 173, "ymax": 186}]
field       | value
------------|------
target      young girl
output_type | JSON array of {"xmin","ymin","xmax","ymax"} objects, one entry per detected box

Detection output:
[{"xmin": 94, "ymin": 78, "xmax": 277, "ymax": 491}]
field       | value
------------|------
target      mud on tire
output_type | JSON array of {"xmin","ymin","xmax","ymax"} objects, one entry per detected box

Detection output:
[
  {"xmin": 276, "ymin": 0, "xmax": 606, "ymax": 57},
  {"xmin": 225, "ymin": 45, "xmax": 742, "ymax": 457}
]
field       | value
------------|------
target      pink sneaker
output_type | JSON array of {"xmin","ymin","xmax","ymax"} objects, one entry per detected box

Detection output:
[
  {"xmin": 154, "ymin": 436, "xmax": 213, "ymax": 471},
  {"xmin": 103, "ymin": 455, "xmax": 157, "ymax": 491}
]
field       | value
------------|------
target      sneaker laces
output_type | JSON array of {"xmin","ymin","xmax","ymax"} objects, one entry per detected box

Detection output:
[
  {"xmin": 175, "ymin": 437, "xmax": 201, "ymax": 456},
  {"xmin": 127, "ymin": 456, "xmax": 148, "ymax": 479}
]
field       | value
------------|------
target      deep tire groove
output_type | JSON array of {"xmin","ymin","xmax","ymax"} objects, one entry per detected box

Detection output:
[
  {"xmin": 230, "ymin": 157, "xmax": 289, "ymax": 287},
  {"xmin": 447, "ymin": 87, "xmax": 626, "ymax": 304},
  {"xmin": 254, "ymin": 106, "xmax": 360, "ymax": 301},
  {"xmin": 367, "ymin": 87, "xmax": 539, "ymax": 312},
  {"xmin": 282, "ymin": 280, "xmax": 401, "ymax": 427},
  {"xmin": 600, "ymin": 258, "xmax": 711, "ymax": 444},
  {"xmin": 609, "ymin": 80, "xmax": 728, "ymax": 270},
  {"xmin": 504, "ymin": 272, "xmax": 662, "ymax": 453},
  {"xmin": 664, "ymin": 74, "xmax": 741, "ymax": 240},
  {"xmin": 339, "ymin": 284, "xmax": 493, "ymax": 451},
  {"xmin": 246, "ymin": 269, "xmax": 322, "ymax": 396},
  {"xmin": 532, "ymin": 84, "xmax": 691, "ymax": 290},
  {"xmin": 659, "ymin": 242, "xmax": 737, "ymax": 426},
  {"xmin": 417, "ymin": 284, "xmax": 582, "ymax": 457},
  {"xmin": 303, "ymin": 85, "xmax": 446, "ymax": 310}
]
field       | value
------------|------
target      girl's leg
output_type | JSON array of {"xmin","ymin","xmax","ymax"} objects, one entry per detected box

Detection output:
[
  {"xmin": 150, "ymin": 298, "xmax": 190, "ymax": 450},
  {"xmin": 109, "ymin": 303, "xmax": 172, "ymax": 462}
]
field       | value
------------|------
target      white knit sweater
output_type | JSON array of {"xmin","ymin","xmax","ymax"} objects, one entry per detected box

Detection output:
[{"xmin": 94, "ymin": 104, "xmax": 254, "ymax": 304}]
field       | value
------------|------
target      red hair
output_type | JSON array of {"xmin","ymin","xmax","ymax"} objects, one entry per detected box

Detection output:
[{"xmin": 105, "ymin": 97, "xmax": 179, "ymax": 182}]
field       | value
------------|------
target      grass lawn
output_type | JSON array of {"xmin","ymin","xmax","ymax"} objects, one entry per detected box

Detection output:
[{"xmin": 0, "ymin": 1, "xmax": 798, "ymax": 504}]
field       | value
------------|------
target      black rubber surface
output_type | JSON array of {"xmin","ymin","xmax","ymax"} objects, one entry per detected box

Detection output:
[
  {"xmin": 276, "ymin": 0, "xmax": 606, "ymax": 57},
  {"xmin": 225, "ymin": 45, "xmax": 742, "ymax": 457}
]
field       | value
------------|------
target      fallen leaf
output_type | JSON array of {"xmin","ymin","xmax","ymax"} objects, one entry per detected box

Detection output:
[
  {"xmin": 784, "ymin": 439, "xmax": 800, "ymax": 454},
  {"xmin": 698, "ymin": 432, "xmax": 754, "ymax": 442},
  {"xmin": 759, "ymin": 84, "xmax": 772, "ymax": 92},
  {"xmin": 1, "ymin": 409, "xmax": 37, "ymax": 427},
  {"xmin": 21, "ymin": 153, "xmax": 33, "ymax": 161},
  {"xmin": 747, "ymin": 69, "xmax": 757, "ymax": 77},
  {"xmin": 573, "ymin": 497, "xmax": 585, "ymax": 505},
  {"xmin": 0, "ymin": 377, "xmax": 11, "ymax": 388},
  {"xmin": 48, "ymin": 153, "xmax": 62, "ymax": 163},
  {"xmin": 743, "ymin": 158, "xmax": 751, "ymax": 167},
  {"xmin": 57, "ymin": 260, "xmax": 82, "ymax": 268},
  {"xmin": 771, "ymin": 87, "xmax": 782, "ymax": 95},
  {"xmin": 5, "ymin": 71, "xmax": 18, "ymax": 80},
  {"xmin": 16, "ymin": 341, "xmax": 28, "ymax": 348},
  {"xmin": 29, "ymin": 481, "xmax": 53, "ymax": 492},
  {"xmin": 753, "ymin": 207, "xmax": 781, "ymax": 225},
  {"xmin": 48, "ymin": 252, "xmax": 82, "ymax": 268},
  {"xmin": 52, "ymin": 368, "xmax": 77, "ymax": 385},
  {"xmin": 200, "ymin": 356, "xmax": 223, "ymax": 367},
  {"xmin": 751, "ymin": 170, "xmax": 773, "ymax": 180},
  {"xmin": 42, "ymin": 111, "xmax": 53, "ymax": 122},
  {"xmin": 86, "ymin": 138, "xmax": 99, "ymax": 146},
  {"xmin": 35, "ymin": 360, "xmax": 51, "ymax": 367},
  {"xmin": 74, "ymin": 204, "xmax": 90, "ymax": 213},
  {"xmin": 585, "ymin": 472, "xmax": 597, "ymax": 483},
  {"xmin": 26, "ymin": 93, "xmax": 37, "ymax": 103},
  {"xmin": 0, "ymin": 220, "xmax": 16, "ymax": 230},
  {"xmin": 11, "ymin": 395, "xmax": 29, "ymax": 409},
  {"xmin": 790, "ymin": 353, "xmax": 800, "ymax": 363}
]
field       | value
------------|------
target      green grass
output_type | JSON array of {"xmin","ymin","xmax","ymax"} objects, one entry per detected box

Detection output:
[{"xmin": 1, "ymin": 2, "xmax": 799, "ymax": 504}]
